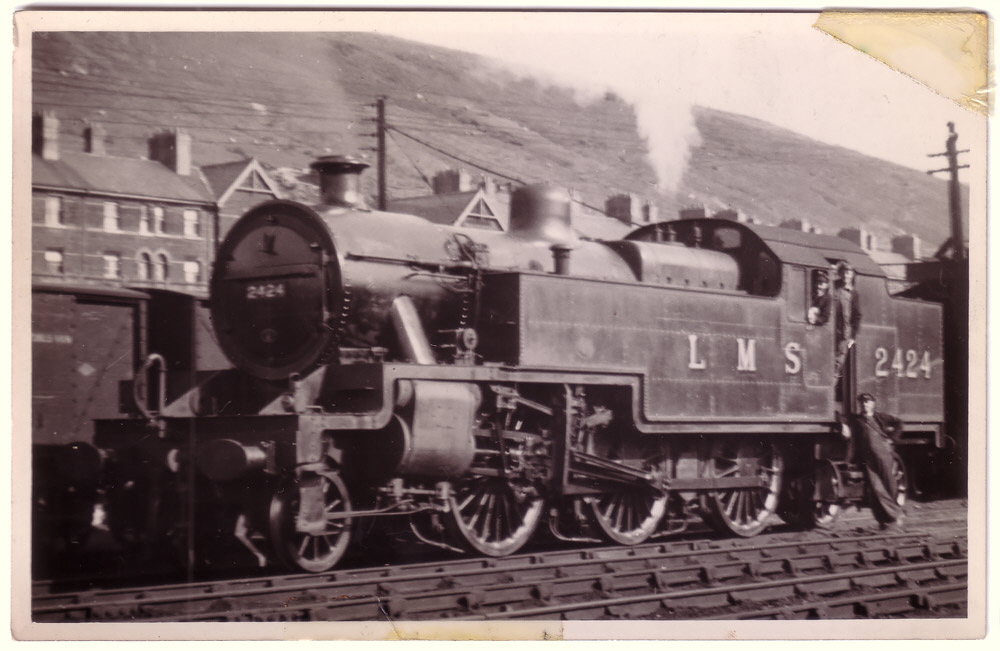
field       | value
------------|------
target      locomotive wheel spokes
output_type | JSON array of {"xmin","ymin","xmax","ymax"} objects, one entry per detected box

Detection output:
[
  {"xmin": 702, "ymin": 439, "xmax": 784, "ymax": 537},
  {"xmin": 585, "ymin": 487, "xmax": 668, "ymax": 545},
  {"xmin": 268, "ymin": 472, "xmax": 352, "ymax": 573},
  {"xmin": 446, "ymin": 477, "xmax": 545, "ymax": 556}
]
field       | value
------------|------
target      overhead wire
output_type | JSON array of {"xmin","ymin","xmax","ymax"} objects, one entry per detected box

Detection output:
[{"xmin": 387, "ymin": 125, "xmax": 526, "ymax": 186}]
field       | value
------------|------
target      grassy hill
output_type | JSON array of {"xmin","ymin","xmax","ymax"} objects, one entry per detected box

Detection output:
[{"xmin": 31, "ymin": 30, "xmax": 964, "ymax": 251}]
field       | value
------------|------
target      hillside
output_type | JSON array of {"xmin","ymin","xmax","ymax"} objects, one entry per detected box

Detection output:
[{"xmin": 31, "ymin": 30, "xmax": 965, "ymax": 251}]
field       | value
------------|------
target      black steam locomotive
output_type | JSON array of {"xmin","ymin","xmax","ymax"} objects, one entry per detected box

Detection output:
[{"xmin": 82, "ymin": 156, "xmax": 947, "ymax": 573}]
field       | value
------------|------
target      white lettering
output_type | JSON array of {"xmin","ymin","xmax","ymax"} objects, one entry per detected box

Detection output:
[
  {"xmin": 891, "ymin": 349, "xmax": 905, "ymax": 377},
  {"xmin": 736, "ymin": 338, "xmax": 757, "ymax": 372},
  {"xmin": 784, "ymin": 342, "xmax": 802, "ymax": 375},
  {"xmin": 875, "ymin": 347, "xmax": 933, "ymax": 379},
  {"xmin": 687, "ymin": 334, "xmax": 707, "ymax": 370},
  {"xmin": 920, "ymin": 351, "xmax": 933, "ymax": 378},
  {"xmin": 32, "ymin": 333, "xmax": 73, "ymax": 344},
  {"xmin": 875, "ymin": 347, "xmax": 890, "ymax": 377},
  {"xmin": 246, "ymin": 282, "xmax": 287, "ymax": 300}
]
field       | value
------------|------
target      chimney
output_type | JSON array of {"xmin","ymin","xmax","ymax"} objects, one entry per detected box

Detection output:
[
  {"xmin": 310, "ymin": 155, "xmax": 369, "ymax": 208},
  {"xmin": 32, "ymin": 111, "xmax": 60, "ymax": 161},
  {"xmin": 606, "ymin": 193, "xmax": 643, "ymax": 225},
  {"xmin": 509, "ymin": 184, "xmax": 574, "ymax": 242},
  {"xmin": 838, "ymin": 227, "xmax": 877, "ymax": 252},
  {"xmin": 780, "ymin": 218, "xmax": 812, "ymax": 232},
  {"xmin": 84, "ymin": 123, "xmax": 107, "ymax": 156},
  {"xmin": 891, "ymin": 234, "xmax": 922, "ymax": 260},
  {"xmin": 642, "ymin": 201, "xmax": 659, "ymax": 223},
  {"xmin": 148, "ymin": 129, "xmax": 192, "ymax": 176},
  {"xmin": 433, "ymin": 169, "xmax": 472, "ymax": 194},
  {"xmin": 679, "ymin": 206, "xmax": 707, "ymax": 220}
]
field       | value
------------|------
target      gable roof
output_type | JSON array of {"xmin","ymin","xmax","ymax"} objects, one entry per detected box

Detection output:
[
  {"xmin": 199, "ymin": 159, "xmax": 252, "ymax": 198},
  {"xmin": 33, "ymin": 151, "xmax": 213, "ymax": 204},
  {"xmin": 387, "ymin": 190, "xmax": 480, "ymax": 226},
  {"xmin": 200, "ymin": 158, "xmax": 283, "ymax": 205}
]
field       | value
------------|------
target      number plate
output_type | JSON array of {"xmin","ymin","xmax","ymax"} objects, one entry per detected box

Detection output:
[{"xmin": 246, "ymin": 282, "xmax": 287, "ymax": 300}]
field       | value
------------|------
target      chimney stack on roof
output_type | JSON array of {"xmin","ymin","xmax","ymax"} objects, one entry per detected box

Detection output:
[
  {"xmin": 32, "ymin": 111, "xmax": 60, "ymax": 161},
  {"xmin": 678, "ymin": 206, "xmax": 707, "ymax": 220},
  {"xmin": 84, "ymin": 123, "xmax": 107, "ymax": 156},
  {"xmin": 433, "ymin": 168, "xmax": 473, "ymax": 194},
  {"xmin": 606, "ymin": 193, "xmax": 657, "ymax": 225},
  {"xmin": 148, "ymin": 129, "xmax": 192, "ymax": 176},
  {"xmin": 838, "ymin": 226, "xmax": 877, "ymax": 252},
  {"xmin": 780, "ymin": 218, "xmax": 813, "ymax": 232},
  {"xmin": 891, "ymin": 234, "xmax": 922, "ymax": 260}
]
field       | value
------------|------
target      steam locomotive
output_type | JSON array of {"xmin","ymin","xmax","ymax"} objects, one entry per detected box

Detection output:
[{"xmin": 85, "ymin": 156, "xmax": 947, "ymax": 573}]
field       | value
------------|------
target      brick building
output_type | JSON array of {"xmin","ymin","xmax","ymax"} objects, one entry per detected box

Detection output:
[{"xmin": 31, "ymin": 112, "xmax": 282, "ymax": 293}]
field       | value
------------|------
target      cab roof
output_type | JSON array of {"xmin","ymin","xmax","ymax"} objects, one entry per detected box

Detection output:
[{"xmin": 627, "ymin": 218, "xmax": 885, "ymax": 278}]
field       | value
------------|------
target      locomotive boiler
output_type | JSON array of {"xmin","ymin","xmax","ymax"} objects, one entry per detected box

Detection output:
[{"xmin": 93, "ymin": 156, "xmax": 946, "ymax": 572}]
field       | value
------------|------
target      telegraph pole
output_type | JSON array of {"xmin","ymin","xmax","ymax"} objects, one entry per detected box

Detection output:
[
  {"xmin": 927, "ymin": 122, "xmax": 969, "ymax": 261},
  {"xmin": 924, "ymin": 122, "xmax": 970, "ymax": 497},
  {"xmin": 376, "ymin": 96, "xmax": 387, "ymax": 210}
]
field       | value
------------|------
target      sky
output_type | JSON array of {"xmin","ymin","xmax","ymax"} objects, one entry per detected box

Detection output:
[{"xmin": 375, "ymin": 11, "xmax": 985, "ymax": 190}]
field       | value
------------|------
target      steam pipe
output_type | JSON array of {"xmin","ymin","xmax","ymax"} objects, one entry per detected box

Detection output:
[{"xmin": 390, "ymin": 295, "xmax": 435, "ymax": 364}]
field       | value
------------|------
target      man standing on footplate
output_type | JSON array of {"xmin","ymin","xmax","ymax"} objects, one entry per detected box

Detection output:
[{"xmin": 851, "ymin": 393, "xmax": 905, "ymax": 531}]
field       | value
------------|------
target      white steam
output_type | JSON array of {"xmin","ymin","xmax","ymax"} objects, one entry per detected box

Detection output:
[
  {"xmin": 388, "ymin": 13, "xmax": 981, "ymax": 178},
  {"xmin": 474, "ymin": 37, "xmax": 703, "ymax": 195}
]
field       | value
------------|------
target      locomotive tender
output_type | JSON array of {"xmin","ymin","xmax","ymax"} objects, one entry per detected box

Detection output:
[{"xmin": 93, "ymin": 156, "xmax": 945, "ymax": 572}]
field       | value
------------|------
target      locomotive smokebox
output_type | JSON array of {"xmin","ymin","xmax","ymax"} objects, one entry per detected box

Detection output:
[
  {"xmin": 509, "ymin": 184, "xmax": 574, "ymax": 243},
  {"xmin": 311, "ymin": 155, "xmax": 369, "ymax": 208}
]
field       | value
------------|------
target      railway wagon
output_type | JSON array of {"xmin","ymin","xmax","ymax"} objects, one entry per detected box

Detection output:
[
  {"xmin": 31, "ymin": 284, "xmax": 228, "ymax": 558},
  {"xmin": 91, "ymin": 156, "xmax": 946, "ymax": 573},
  {"xmin": 32, "ymin": 284, "xmax": 148, "ymax": 555}
]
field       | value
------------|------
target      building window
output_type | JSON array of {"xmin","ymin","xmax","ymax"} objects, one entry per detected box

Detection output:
[
  {"xmin": 137, "ymin": 252, "xmax": 151, "ymax": 280},
  {"xmin": 154, "ymin": 252, "xmax": 169, "ymax": 282},
  {"xmin": 183, "ymin": 260, "xmax": 201, "ymax": 284},
  {"xmin": 152, "ymin": 206, "xmax": 165, "ymax": 234},
  {"xmin": 44, "ymin": 249, "xmax": 64, "ymax": 274},
  {"xmin": 183, "ymin": 209, "xmax": 200, "ymax": 238},
  {"xmin": 103, "ymin": 202, "xmax": 120, "ymax": 232},
  {"xmin": 139, "ymin": 206, "xmax": 150, "ymax": 234},
  {"xmin": 103, "ymin": 253, "xmax": 121, "ymax": 279},
  {"xmin": 44, "ymin": 196, "xmax": 63, "ymax": 226}
]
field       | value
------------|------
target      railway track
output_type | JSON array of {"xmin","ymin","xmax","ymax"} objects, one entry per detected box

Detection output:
[{"xmin": 34, "ymin": 517, "xmax": 967, "ymax": 622}]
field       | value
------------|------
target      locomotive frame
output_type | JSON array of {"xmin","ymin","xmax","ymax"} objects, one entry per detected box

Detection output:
[{"xmin": 77, "ymin": 158, "xmax": 947, "ymax": 574}]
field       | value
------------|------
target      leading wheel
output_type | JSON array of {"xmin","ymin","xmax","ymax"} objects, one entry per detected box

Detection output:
[
  {"xmin": 446, "ymin": 477, "xmax": 545, "ymax": 556},
  {"xmin": 268, "ymin": 473, "xmax": 353, "ymax": 573},
  {"xmin": 585, "ymin": 486, "xmax": 667, "ymax": 545},
  {"xmin": 701, "ymin": 439, "xmax": 784, "ymax": 537}
]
